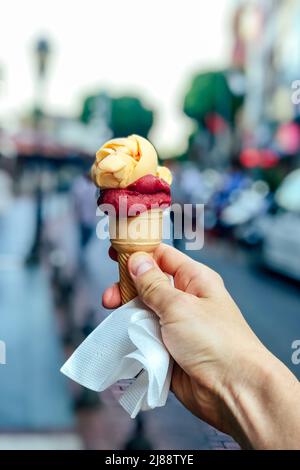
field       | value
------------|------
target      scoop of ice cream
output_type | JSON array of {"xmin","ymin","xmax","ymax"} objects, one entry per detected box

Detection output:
[
  {"xmin": 128, "ymin": 174, "xmax": 170, "ymax": 194},
  {"xmin": 98, "ymin": 174, "xmax": 171, "ymax": 216},
  {"xmin": 91, "ymin": 135, "xmax": 172, "ymax": 189}
]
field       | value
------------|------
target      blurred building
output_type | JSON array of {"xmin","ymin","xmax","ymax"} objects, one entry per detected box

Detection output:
[
  {"xmin": 234, "ymin": 0, "xmax": 300, "ymax": 142},
  {"xmin": 230, "ymin": 0, "xmax": 300, "ymax": 180}
]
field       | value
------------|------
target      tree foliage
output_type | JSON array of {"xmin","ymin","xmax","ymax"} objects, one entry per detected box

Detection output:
[
  {"xmin": 80, "ymin": 92, "xmax": 154, "ymax": 138},
  {"xmin": 110, "ymin": 96, "xmax": 154, "ymax": 138},
  {"xmin": 183, "ymin": 71, "xmax": 243, "ymax": 126}
]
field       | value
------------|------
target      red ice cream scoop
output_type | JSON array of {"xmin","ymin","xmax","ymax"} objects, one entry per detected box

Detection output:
[{"xmin": 98, "ymin": 174, "xmax": 171, "ymax": 216}]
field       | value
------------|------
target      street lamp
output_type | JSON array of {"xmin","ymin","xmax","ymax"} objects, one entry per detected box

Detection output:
[
  {"xmin": 34, "ymin": 38, "xmax": 50, "ymax": 116},
  {"xmin": 26, "ymin": 37, "xmax": 51, "ymax": 264}
]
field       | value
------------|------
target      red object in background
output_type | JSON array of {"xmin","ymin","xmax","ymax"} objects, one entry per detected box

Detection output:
[
  {"xmin": 276, "ymin": 122, "xmax": 300, "ymax": 155},
  {"xmin": 240, "ymin": 148, "xmax": 279, "ymax": 169},
  {"xmin": 260, "ymin": 149, "xmax": 279, "ymax": 168},
  {"xmin": 240, "ymin": 148, "xmax": 261, "ymax": 168},
  {"xmin": 205, "ymin": 113, "xmax": 228, "ymax": 135}
]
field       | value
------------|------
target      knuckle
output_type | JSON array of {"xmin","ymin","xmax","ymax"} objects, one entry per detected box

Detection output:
[
  {"xmin": 212, "ymin": 270, "xmax": 224, "ymax": 286},
  {"xmin": 204, "ymin": 266, "xmax": 224, "ymax": 287},
  {"xmin": 166, "ymin": 292, "xmax": 186, "ymax": 312},
  {"xmin": 161, "ymin": 291, "xmax": 193, "ymax": 324},
  {"xmin": 176, "ymin": 260, "xmax": 198, "ymax": 288},
  {"xmin": 139, "ymin": 273, "xmax": 169, "ymax": 303}
]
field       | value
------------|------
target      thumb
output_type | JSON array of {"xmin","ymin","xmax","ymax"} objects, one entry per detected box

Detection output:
[{"xmin": 128, "ymin": 252, "xmax": 178, "ymax": 318}]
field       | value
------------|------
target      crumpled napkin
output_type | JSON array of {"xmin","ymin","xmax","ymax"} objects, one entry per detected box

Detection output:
[{"xmin": 61, "ymin": 298, "xmax": 173, "ymax": 418}]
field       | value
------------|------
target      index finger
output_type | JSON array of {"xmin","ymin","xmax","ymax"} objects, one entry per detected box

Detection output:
[
  {"xmin": 153, "ymin": 243, "xmax": 195, "ymax": 276},
  {"xmin": 153, "ymin": 244, "xmax": 223, "ymax": 297}
]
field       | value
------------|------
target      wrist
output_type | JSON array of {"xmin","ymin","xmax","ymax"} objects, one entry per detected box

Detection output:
[{"xmin": 220, "ymin": 347, "xmax": 300, "ymax": 449}]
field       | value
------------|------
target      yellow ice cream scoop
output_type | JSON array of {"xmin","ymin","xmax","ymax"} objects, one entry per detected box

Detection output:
[{"xmin": 91, "ymin": 134, "xmax": 172, "ymax": 188}]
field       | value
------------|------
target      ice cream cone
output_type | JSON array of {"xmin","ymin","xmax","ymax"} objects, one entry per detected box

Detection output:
[
  {"xmin": 92, "ymin": 135, "xmax": 172, "ymax": 305},
  {"xmin": 109, "ymin": 209, "xmax": 163, "ymax": 304}
]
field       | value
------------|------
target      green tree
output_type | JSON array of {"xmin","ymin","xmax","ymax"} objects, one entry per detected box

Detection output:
[
  {"xmin": 110, "ymin": 96, "xmax": 154, "ymax": 138},
  {"xmin": 183, "ymin": 71, "xmax": 243, "ymax": 126},
  {"xmin": 80, "ymin": 92, "xmax": 111, "ymax": 125},
  {"xmin": 80, "ymin": 92, "xmax": 154, "ymax": 138}
]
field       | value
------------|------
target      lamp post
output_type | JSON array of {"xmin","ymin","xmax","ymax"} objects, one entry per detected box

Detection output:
[
  {"xmin": 26, "ymin": 38, "xmax": 50, "ymax": 264},
  {"xmin": 35, "ymin": 38, "xmax": 50, "ymax": 114}
]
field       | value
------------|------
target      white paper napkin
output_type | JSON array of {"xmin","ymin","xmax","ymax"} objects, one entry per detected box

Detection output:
[{"xmin": 61, "ymin": 298, "xmax": 173, "ymax": 418}]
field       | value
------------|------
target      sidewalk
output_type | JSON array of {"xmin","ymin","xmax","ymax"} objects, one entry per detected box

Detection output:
[
  {"xmin": 77, "ymin": 388, "xmax": 240, "ymax": 450},
  {"xmin": 0, "ymin": 196, "xmax": 74, "ymax": 430}
]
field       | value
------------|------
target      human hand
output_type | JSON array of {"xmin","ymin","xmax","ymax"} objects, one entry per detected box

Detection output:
[{"xmin": 103, "ymin": 244, "xmax": 300, "ymax": 449}]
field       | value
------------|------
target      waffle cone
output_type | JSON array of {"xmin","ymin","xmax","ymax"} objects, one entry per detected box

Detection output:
[{"xmin": 110, "ymin": 209, "xmax": 163, "ymax": 304}]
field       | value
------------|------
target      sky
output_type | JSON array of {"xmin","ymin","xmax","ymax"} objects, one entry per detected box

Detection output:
[{"xmin": 0, "ymin": 0, "xmax": 233, "ymax": 153}]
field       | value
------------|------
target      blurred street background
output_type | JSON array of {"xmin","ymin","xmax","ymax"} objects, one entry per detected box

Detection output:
[{"xmin": 0, "ymin": 0, "xmax": 300, "ymax": 450}]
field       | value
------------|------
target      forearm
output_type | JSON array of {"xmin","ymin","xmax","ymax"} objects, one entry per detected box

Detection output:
[{"xmin": 223, "ymin": 349, "xmax": 300, "ymax": 449}]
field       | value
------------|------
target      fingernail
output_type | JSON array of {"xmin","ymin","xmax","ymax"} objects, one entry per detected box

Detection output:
[{"xmin": 130, "ymin": 254, "xmax": 154, "ymax": 277}]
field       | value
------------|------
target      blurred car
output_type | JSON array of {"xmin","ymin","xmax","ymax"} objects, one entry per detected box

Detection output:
[
  {"xmin": 220, "ymin": 180, "xmax": 270, "ymax": 227},
  {"xmin": 259, "ymin": 169, "xmax": 300, "ymax": 281},
  {"xmin": 219, "ymin": 179, "xmax": 270, "ymax": 243}
]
